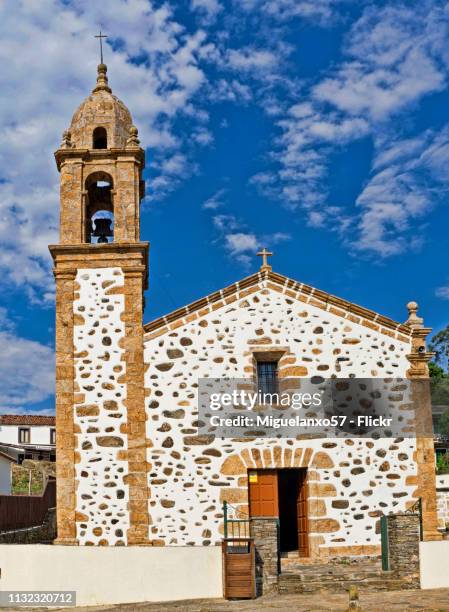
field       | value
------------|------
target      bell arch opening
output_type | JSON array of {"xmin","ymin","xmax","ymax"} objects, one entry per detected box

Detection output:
[
  {"xmin": 93, "ymin": 127, "xmax": 108, "ymax": 149},
  {"xmin": 85, "ymin": 172, "xmax": 114, "ymax": 244}
]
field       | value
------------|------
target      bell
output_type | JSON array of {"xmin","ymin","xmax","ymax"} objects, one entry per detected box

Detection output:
[{"xmin": 92, "ymin": 217, "xmax": 112, "ymax": 243}]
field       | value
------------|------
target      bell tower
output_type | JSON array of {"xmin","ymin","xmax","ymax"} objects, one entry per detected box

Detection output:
[{"xmin": 49, "ymin": 63, "xmax": 150, "ymax": 546}]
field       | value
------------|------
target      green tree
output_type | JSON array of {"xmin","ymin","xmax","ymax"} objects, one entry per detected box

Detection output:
[
  {"xmin": 429, "ymin": 361, "xmax": 446, "ymax": 378},
  {"xmin": 429, "ymin": 324, "xmax": 449, "ymax": 371},
  {"xmin": 437, "ymin": 409, "xmax": 449, "ymax": 437},
  {"xmin": 429, "ymin": 326, "xmax": 449, "ymax": 418}
]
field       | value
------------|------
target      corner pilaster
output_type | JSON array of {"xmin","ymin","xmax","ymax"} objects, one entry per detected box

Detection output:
[
  {"xmin": 405, "ymin": 302, "xmax": 442, "ymax": 541},
  {"xmin": 53, "ymin": 267, "xmax": 78, "ymax": 545}
]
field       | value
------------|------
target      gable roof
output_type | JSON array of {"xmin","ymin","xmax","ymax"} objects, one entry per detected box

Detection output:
[
  {"xmin": 144, "ymin": 269, "xmax": 413, "ymax": 343},
  {"xmin": 0, "ymin": 415, "xmax": 55, "ymax": 426}
]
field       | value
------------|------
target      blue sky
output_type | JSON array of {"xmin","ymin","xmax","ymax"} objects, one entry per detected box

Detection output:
[{"xmin": 0, "ymin": 0, "xmax": 449, "ymax": 414}]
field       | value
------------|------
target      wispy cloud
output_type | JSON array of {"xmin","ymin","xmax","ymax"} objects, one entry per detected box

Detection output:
[
  {"xmin": 436, "ymin": 285, "xmax": 449, "ymax": 300},
  {"xmin": 191, "ymin": 0, "xmax": 223, "ymax": 23},
  {"xmin": 202, "ymin": 188, "xmax": 227, "ymax": 210},
  {"xmin": 238, "ymin": 0, "xmax": 351, "ymax": 24},
  {"xmin": 212, "ymin": 214, "xmax": 290, "ymax": 265},
  {"xmin": 226, "ymin": 47, "xmax": 279, "ymax": 74},
  {"xmin": 250, "ymin": 1, "xmax": 449, "ymax": 257},
  {"xmin": 0, "ymin": 309, "xmax": 54, "ymax": 411},
  {"xmin": 313, "ymin": 5, "xmax": 446, "ymax": 120},
  {"xmin": 0, "ymin": 0, "xmax": 213, "ymax": 295},
  {"xmin": 352, "ymin": 126, "xmax": 449, "ymax": 256}
]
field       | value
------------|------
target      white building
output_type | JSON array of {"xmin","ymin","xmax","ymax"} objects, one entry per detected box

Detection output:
[
  {"xmin": 50, "ymin": 61, "xmax": 440, "ymax": 553},
  {"xmin": 0, "ymin": 450, "xmax": 15, "ymax": 494},
  {"xmin": 0, "ymin": 415, "xmax": 56, "ymax": 463}
]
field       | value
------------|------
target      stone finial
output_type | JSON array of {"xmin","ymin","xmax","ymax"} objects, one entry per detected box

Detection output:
[
  {"xmin": 126, "ymin": 125, "xmax": 140, "ymax": 148},
  {"xmin": 93, "ymin": 63, "xmax": 112, "ymax": 94},
  {"xmin": 406, "ymin": 301, "xmax": 424, "ymax": 329},
  {"xmin": 60, "ymin": 129, "xmax": 72, "ymax": 149}
]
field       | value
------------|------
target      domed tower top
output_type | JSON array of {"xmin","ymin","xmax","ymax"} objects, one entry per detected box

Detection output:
[
  {"xmin": 68, "ymin": 63, "xmax": 134, "ymax": 149},
  {"xmin": 54, "ymin": 60, "xmax": 145, "ymax": 246}
]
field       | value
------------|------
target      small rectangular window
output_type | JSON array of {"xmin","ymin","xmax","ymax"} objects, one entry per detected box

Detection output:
[
  {"xmin": 18, "ymin": 427, "xmax": 30, "ymax": 444},
  {"xmin": 50, "ymin": 428, "xmax": 56, "ymax": 445},
  {"xmin": 257, "ymin": 361, "xmax": 279, "ymax": 396}
]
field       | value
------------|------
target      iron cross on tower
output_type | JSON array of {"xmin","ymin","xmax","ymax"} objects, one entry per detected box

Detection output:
[
  {"xmin": 95, "ymin": 31, "xmax": 108, "ymax": 63},
  {"xmin": 257, "ymin": 248, "xmax": 273, "ymax": 271}
]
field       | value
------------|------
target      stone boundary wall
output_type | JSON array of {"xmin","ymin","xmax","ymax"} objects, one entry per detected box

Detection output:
[
  {"xmin": 0, "ymin": 545, "xmax": 222, "ymax": 606},
  {"xmin": 250, "ymin": 518, "xmax": 279, "ymax": 595},
  {"xmin": 386, "ymin": 513, "xmax": 420, "ymax": 588},
  {"xmin": 0, "ymin": 508, "xmax": 56, "ymax": 544}
]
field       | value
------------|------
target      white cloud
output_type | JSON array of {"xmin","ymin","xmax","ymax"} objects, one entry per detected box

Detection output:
[
  {"xmin": 351, "ymin": 126, "xmax": 449, "ymax": 256},
  {"xmin": 313, "ymin": 5, "xmax": 447, "ymax": 120},
  {"xmin": 238, "ymin": 0, "xmax": 349, "ymax": 23},
  {"xmin": 203, "ymin": 188, "xmax": 227, "ymax": 210},
  {"xmin": 227, "ymin": 48, "xmax": 278, "ymax": 73},
  {"xmin": 207, "ymin": 78, "xmax": 253, "ymax": 103},
  {"xmin": 193, "ymin": 127, "xmax": 214, "ymax": 146},
  {"xmin": 250, "ymin": 2, "xmax": 449, "ymax": 257},
  {"xmin": 225, "ymin": 232, "xmax": 260, "ymax": 254},
  {"xmin": 436, "ymin": 286, "xmax": 449, "ymax": 300},
  {"xmin": 212, "ymin": 213, "xmax": 290, "ymax": 265},
  {"xmin": 0, "ymin": 311, "xmax": 54, "ymax": 410},
  {"xmin": 0, "ymin": 406, "xmax": 54, "ymax": 417},
  {"xmin": 225, "ymin": 229, "xmax": 290, "ymax": 266},
  {"xmin": 191, "ymin": 0, "xmax": 223, "ymax": 23},
  {"xmin": 0, "ymin": 0, "xmax": 213, "ymax": 295}
]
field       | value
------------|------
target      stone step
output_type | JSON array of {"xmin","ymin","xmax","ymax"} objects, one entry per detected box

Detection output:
[
  {"xmin": 278, "ymin": 574, "xmax": 406, "ymax": 595},
  {"xmin": 277, "ymin": 556, "xmax": 404, "ymax": 595},
  {"xmin": 280, "ymin": 555, "xmax": 380, "ymax": 568},
  {"xmin": 280, "ymin": 563, "xmax": 382, "ymax": 576},
  {"xmin": 281, "ymin": 565, "xmax": 382, "ymax": 575},
  {"xmin": 280, "ymin": 571, "xmax": 389, "ymax": 581}
]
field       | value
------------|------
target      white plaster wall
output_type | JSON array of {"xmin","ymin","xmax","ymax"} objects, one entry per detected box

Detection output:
[
  {"xmin": 0, "ymin": 426, "xmax": 54, "ymax": 446},
  {"xmin": 436, "ymin": 475, "xmax": 449, "ymax": 488},
  {"xmin": 0, "ymin": 545, "xmax": 222, "ymax": 606},
  {"xmin": 0, "ymin": 455, "xmax": 11, "ymax": 494},
  {"xmin": 143, "ymin": 281, "xmax": 417, "ymax": 550},
  {"xmin": 73, "ymin": 267, "xmax": 129, "ymax": 545},
  {"xmin": 436, "ymin": 474, "xmax": 449, "ymax": 530},
  {"xmin": 420, "ymin": 541, "xmax": 449, "ymax": 588}
]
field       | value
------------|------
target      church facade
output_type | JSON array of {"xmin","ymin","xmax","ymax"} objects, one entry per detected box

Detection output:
[{"xmin": 50, "ymin": 63, "xmax": 440, "ymax": 558}]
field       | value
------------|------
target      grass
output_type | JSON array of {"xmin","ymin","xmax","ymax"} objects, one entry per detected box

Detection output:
[{"xmin": 11, "ymin": 460, "xmax": 56, "ymax": 495}]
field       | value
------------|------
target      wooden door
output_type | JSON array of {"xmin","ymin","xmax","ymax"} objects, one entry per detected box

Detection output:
[
  {"xmin": 296, "ymin": 470, "xmax": 309, "ymax": 556},
  {"xmin": 248, "ymin": 469, "xmax": 279, "ymax": 517}
]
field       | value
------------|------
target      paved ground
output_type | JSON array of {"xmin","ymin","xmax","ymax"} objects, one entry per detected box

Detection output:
[{"xmin": 9, "ymin": 589, "xmax": 449, "ymax": 612}]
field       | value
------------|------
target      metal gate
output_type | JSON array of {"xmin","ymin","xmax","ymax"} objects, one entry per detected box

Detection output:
[{"xmin": 222, "ymin": 502, "xmax": 255, "ymax": 599}]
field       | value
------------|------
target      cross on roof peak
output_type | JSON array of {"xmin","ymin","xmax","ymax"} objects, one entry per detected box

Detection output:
[
  {"xmin": 257, "ymin": 248, "xmax": 273, "ymax": 271},
  {"xmin": 95, "ymin": 30, "xmax": 108, "ymax": 64}
]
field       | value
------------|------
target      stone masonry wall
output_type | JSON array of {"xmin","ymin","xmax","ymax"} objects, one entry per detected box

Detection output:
[
  {"xmin": 386, "ymin": 513, "xmax": 420, "ymax": 588},
  {"xmin": 73, "ymin": 267, "xmax": 130, "ymax": 545},
  {"xmin": 251, "ymin": 518, "xmax": 279, "ymax": 595},
  {"xmin": 143, "ymin": 278, "xmax": 418, "ymax": 555}
]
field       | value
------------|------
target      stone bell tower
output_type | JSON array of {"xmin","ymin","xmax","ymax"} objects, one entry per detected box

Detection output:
[{"xmin": 49, "ymin": 63, "xmax": 150, "ymax": 546}]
